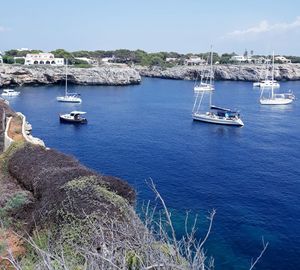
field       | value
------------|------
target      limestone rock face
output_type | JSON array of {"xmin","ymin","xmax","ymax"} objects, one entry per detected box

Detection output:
[
  {"xmin": 135, "ymin": 64, "xmax": 300, "ymax": 81},
  {"xmin": 0, "ymin": 64, "xmax": 141, "ymax": 87}
]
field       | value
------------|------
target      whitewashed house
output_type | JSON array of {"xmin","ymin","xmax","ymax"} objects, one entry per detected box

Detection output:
[
  {"xmin": 101, "ymin": 56, "xmax": 115, "ymax": 64},
  {"xmin": 230, "ymin": 55, "xmax": 251, "ymax": 63},
  {"xmin": 0, "ymin": 52, "xmax": 3, "ymax": 64},
  {"xmin": 184, "ymin": 56, "xmax": 206, "ymax": 66},
  {"xmin": 275, "ymin": 56, "xmax": 291, "ymax": 64},
  {"xmin": 166, "ymin": 57, "xmax": 178, "ymax": 63},
  {"xmin": 24, "ymin": 53, "xmax": 64, "ymax": 66}
]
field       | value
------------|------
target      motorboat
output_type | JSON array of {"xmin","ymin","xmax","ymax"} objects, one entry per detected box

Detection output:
[
  {"xmin": 260, "ymin": 52, "xmax": 294, "ymax": 105},
  {"xmin": 194, "ymin": 47, "xmax": 214, "ymax": 92},
  {"xmin": 192, "ymin": 106, "xmax": 244, "ymax": 126},
  {"xmin": 57, "ymin": 60, "xmax": 82, "ymax": 103},
  {"xmin": 59, "ymin": 111, "xmax": 87, "ymax": 124},
  {"xmin": 1, "ymin": 89, "xmax": 20, "ymax": 97}
]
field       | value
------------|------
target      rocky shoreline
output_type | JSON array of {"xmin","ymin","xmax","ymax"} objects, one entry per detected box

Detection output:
[
  {"xmin": 136, "ymin": 63, "xmax": 300, "ymax": 81},
  {"xmin": 1, "ymin": 63, "xmax": 300, "ymax": 87},
  {"xmin": 0, "ymin": 64, "xmax": 141, "ymax": 87}
]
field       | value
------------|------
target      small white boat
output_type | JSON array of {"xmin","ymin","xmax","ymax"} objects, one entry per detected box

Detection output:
[
  {"xmin": 1, "ymin": 89, "xmax": 20, "ymax": 97},
  {"xmin": 257, "ymin": 80, "xmax": 280, "ymax": 88},
  {"xmin": 57, "ymin": 60, "xmax": 82, "ymax": 103},
  {"xmin": 192, "ymin": 106, "xmax": 244, "ymax": 126},
  {"xmin": 260, "ymin": 52, "xmax": 294, "ymax": 105},
  {"xmin": 57, "ymin": 93, "xmax": 82, "ymax": 103},
  {"xmin": 194, "ymin": 82, "xmax": 215, "ymax": 91},
  {"xmin": 59, "ymin": 111, "xmax": 87, "ymax": 124},
  {"xmin": 194, "ymin": 47, "xmax": 214, "ymax": 92}
]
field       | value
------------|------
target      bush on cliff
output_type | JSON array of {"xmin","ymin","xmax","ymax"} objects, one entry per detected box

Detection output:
[{"xmin": 7, "ymin": 143, "xmax": 135, "ymax": 229}]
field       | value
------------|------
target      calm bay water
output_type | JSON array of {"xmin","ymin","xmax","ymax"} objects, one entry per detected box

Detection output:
[{"xmin": 8, "ymin": 78, "xmax": 300, "ymax": 270}]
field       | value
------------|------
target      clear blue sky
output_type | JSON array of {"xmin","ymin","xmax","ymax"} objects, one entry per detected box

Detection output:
[{"xmin": 1, "ymin": 0, "xmax": 300, "ymax": 55}]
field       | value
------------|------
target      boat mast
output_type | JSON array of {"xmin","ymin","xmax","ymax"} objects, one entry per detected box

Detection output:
[
  {"xmin": 271, "ymin": 51, "xmax": 274, "ymax": 99},
  {"xmin": 65, "ymin": 59, "xmax": 68, "ymax": 96},
  {"xmin": 209, "ymin": 45, "xmax": 213, "ymax": 86}
]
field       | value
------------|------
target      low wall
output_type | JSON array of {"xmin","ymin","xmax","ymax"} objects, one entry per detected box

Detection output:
[
  {"xmin": 4, "ymin": 117, "xmax": 14, "ymax": 151},
  {"xmin": 16, "ymin": 112, "xmax": 45, "ymax": 147},
  {"xmin": 3, "ymin": 113, "xmax": 45, "ymax": 152}
]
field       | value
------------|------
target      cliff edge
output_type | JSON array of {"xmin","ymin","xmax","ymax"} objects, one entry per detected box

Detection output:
[{"xmin": 0, "ymin": 64, "xmax": 141, "ymax": 87}]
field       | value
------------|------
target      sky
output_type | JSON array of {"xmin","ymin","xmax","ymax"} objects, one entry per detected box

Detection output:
[{"xmin": 1, "ymin": 0, "xmax": 300, "ymax": 55}]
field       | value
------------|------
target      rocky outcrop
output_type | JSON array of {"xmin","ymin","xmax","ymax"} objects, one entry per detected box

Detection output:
[
  {"xmin": 0, "ymin": 64, "xmax": 141, "ymax": 87},
  {"xmin": 135, "ymin": 63, "xmax": 300, "ymax": 81}
]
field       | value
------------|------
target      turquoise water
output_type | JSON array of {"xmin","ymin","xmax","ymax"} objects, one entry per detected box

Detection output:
[{"xmin": 8, "ymin": 78, "xmax": 300, "ymax": 270}]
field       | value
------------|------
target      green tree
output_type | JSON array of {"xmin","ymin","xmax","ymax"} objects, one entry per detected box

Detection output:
[
  {"xmin": 3, "ymin": 55, "xmax": 15, "ymax": 64},
  {"xmin": 15, "ymin": 58, "xmax": 25, "ymax": 64}
]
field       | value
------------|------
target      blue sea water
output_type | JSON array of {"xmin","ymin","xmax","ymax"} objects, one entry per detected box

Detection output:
[{"xmin": 8, "ymin": 78, "xmax": 300, "ymax": 270}]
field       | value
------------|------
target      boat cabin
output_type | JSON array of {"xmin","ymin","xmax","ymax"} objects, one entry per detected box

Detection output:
[{"xmin": 211, "ymin": 105, "xmax": 240, "ymax": 119}]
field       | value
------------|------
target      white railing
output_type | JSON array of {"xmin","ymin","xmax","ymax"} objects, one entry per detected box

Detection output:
[
  {"xmin": 4, "ymin": 116, "xmax": 14, "ymax": 151},
  {"xmin": 16, "ymin": 112, "xmax": 45, "ymax": 147}
]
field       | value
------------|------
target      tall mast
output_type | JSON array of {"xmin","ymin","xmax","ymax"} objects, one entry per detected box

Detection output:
[
  {"xmin": 209, "ymin": 45, "xmax": 213, "ymax": 86},
  {"xmin": 65, "ymin": 59, "xmax": 68, "ymax": 96},
  {"xmin": 271, "ymin": 51, "xmax": 274, "ymax": 99}
]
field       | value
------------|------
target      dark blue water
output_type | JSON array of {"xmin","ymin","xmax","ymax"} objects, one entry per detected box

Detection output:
[{"xmin": 8, "ymin": 78, "xmax": 300, "ymax": 270}]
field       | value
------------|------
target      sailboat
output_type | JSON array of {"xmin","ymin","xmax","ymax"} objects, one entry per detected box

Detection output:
[
  {"xmin": 56, "ymin": 60, "xmax": 82, "ymax": 103},
  {"xmin": 260, "ymin": 52, "xmax": 294, "ymax": 105},
  {"xmin": 194, "ymin": 48, "xmax": 214, "ymax": 92},
  {"xmin": 253, "ymin": 57, "xmax": 280, "ymax": 88},
  {"xmin": 192, "ymin": 84, "xmax": 244, "ymax": 126}
]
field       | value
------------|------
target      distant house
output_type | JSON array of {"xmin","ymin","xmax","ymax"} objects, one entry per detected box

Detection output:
[
  {"xmin": 275, "ymin": 56, "xmax": 291, "ymax": 64},
  {"xmin": 184, "ymin": 56, "xmax": 206, "ymax": 66},
  {"xmin": 166, "ymin": 57, "xmax": 178, "ymax": 63},
  {"xmin": 17, "ymin": 48, "xmax": 30, "ymax": 52},
  {"xmin": 101, "ymin": 56, "xmax": 115, "ymax": 64},
  {"xmin": 230, "ymin": 55, "xmax": 252, "ymax": 63},
  {"xmin": 24, "ymin": 53, "xmax": 64, "ymax": 66},
  {"xmin": 0, "ymin": 52, "xmax": 3, "ymax": 64}
]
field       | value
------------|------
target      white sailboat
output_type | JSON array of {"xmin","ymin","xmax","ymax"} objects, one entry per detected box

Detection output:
[
  {"xmin": 253, "ymin": 58, "xmax": 280, "ymax": 88},
  {"xmin": 260, "ymin": 52, "xmax": 294, "ymax": 105},
  {"xmin": 194, "ymin": 48, "xmax": 214, "ymax": 92},
  {"xmin": 56, "ymin": 60, "xmax": 82, "ymax": 103},
  {"xmin": 192, "ymin": 85, "xmax": 244, "ymax": 126}
]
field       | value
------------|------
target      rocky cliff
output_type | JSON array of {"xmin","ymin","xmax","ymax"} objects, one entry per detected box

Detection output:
[
  {"xmin": 0, "ymin": 64, "xmax": 141, "ymax": 87},
  {"xmin": 136, "ymin": 63, "xmax": 300, "ymax": 81}
]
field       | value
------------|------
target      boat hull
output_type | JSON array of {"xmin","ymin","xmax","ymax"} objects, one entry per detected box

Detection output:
[
  {"xmin": 56, "ymin": 97, "xmax": 82, "ymax": 103},
  {"xmin": 194, "ymin": 84, "xmax": 214, "ymax": 92},
  {"xmin": 59, "ymin": 116, "xmax": 87, "ymax": 124},
  {"xmin": 192, "ymin": 113, "xmax": 244, "ymax": 126},
  {"xmin": 260, "ymin": 98, "xmax": 293, "ymax": 105}
]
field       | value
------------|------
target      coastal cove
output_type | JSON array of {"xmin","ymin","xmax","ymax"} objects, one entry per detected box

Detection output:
[{"xmin": 7, "ymin": 78, "xmax": 300, "ymax": 270}]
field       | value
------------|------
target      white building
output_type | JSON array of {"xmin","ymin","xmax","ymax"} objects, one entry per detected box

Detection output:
[
  {"xmin": 166, "ymin": 57, "xmax": 178, "ymax": 63},
  {"xmin": 184, "ymin": 56, "xmax": 206, "ymax": 66},
  {"xmin": 275, "ymin": 56, "xmax": 291, "ymax": 64},
  {"xmin": 229, "ymin": 55, "xmax": 254, "ymax": 63},
  {"xmin": 24, "ymin": 53, "xmax": 64, "ymax": 66},
  {"xmin": 0, "ymin": 52, "xmax": 3, "ymax": 64},
  {"xmin": 101, "ymin": 56, "xmax": 115, "ymax": 64}
]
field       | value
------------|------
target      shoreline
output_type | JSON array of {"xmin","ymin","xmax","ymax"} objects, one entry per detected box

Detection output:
[
  {"xmin": 1, "ymin": 63, "xmax": 300, "ymax": 88},
  {"xmin": 135, "ymin": 63, "xmax": 300, "ymax": 82}
]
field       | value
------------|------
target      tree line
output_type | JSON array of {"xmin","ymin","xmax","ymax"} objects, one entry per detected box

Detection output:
[{"xmin": 2, "ymin": 48, "xmax": 300, "ymax": 66}]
